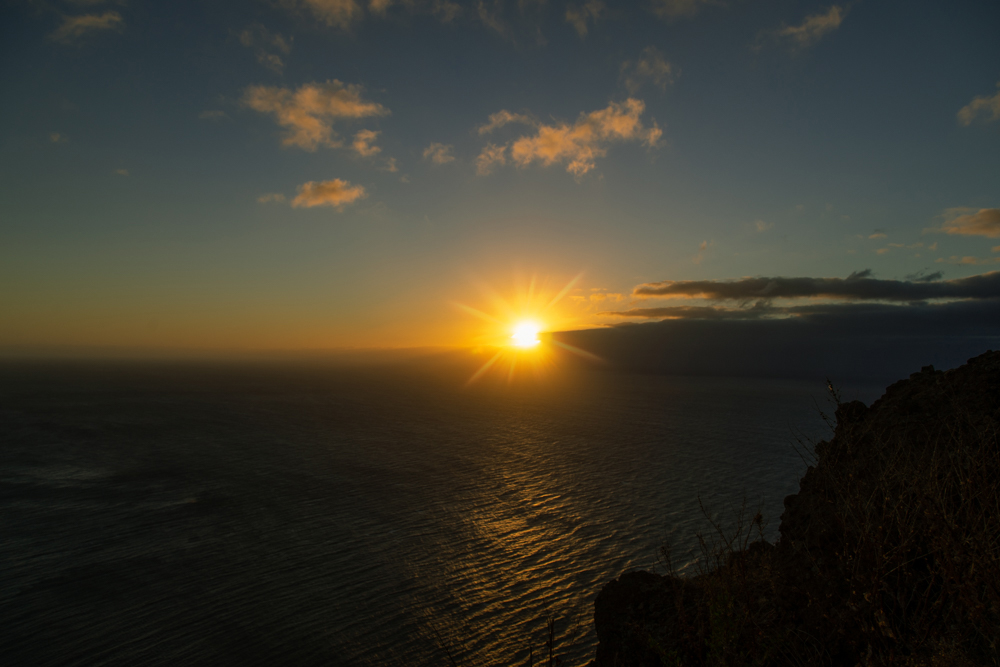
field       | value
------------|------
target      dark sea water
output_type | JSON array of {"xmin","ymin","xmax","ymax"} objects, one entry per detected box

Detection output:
[{"xmin": 0, "ymin": 358, "xmax": 880, "ymax": 666}]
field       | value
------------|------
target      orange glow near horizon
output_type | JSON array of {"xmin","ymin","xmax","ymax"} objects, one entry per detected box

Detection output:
[{"xmin": 454, "ymin": 271, "xmax": 603, "ymax": 384}]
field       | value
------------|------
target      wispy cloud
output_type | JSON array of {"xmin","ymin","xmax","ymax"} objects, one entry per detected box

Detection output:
[
  {"xmin": 49, "ymin": 132, "xmax": 67, "ymax": 143},
  {"xmin": 759, "ymin": 5, "xmax": 846, "ymax": 51},
  {"xmin": 475, "ymin": 0, "xmax": 548, "ymax": 46},
  {"xmin": 432, "ymin": 0, "xmax": 462, "ymax": 21},
  {"xmin": 422, "ymin": 142, "xmax": 455, "ymax": 164},
  {"xmin": 692, "ymin": 240, "xmax": 711, "ymax": 264},
  {"xmin": 754, "ymin": 219, "xmax": 773, "ymax": 233},
  {"xmin": 244, "ymin": 80, "xmax": 388, "ymax": 151},
  {"xmin": 565, "ymin": 0, "xmax": 604, "ymax": 37},
  {"xmin": 475, "ymin": 143, "xmax": 508, "ymax": 175},
  {"xmin": 935, "ymin": 256, "xmax": 1000, "ymax": 266},
  {"xmin": 113, "ymin": 168, "xmax": 129, "ymax": 176},
  {"xmin": 957, "ymin": 84, "xmax": 1000, "ymax": 126},
  {"xmin": 480, "ymin": 98, "xmax": 661, "ymax": 177},
  {"xmin": 621, "ymin": 46, "xmax": 677, "ymax": 94},
  {"xmin": 601, "ymin": 304, "xmax": 773, "ymax": 319},
  {"xmin": 477, "ymin": 110, "xmax": 536, "ymax": 135},
  {"xmin": 296, "ymin": 0, "xmax": 364, "ymax": 30},
  {"xmin": 239, "ymin": 24, "xmax": 293, "ymax": 74},
  {"xmin": 352, "ymin": 129, "xmax": 382, "ymax": 157},
  {"xmin": 905, "ymin": 270, "xmax": 943, "ymax": 283},
  {"xmin": 939, "ymin": 208, "xmax": 1000, "ymax": 238},
  {"xmin": 291, "ymin": 178, "xmax": 367, "ymax": 209},
  {"xmin": 369, "ymin": 0, "xmax": 392, "ymax": 15},
  {"xmin": 50, "ymin": 11, "xmax": 123, "ymax": 42},
  {"xmin": 477, "ymin": 0, "xmax": 509, "ymax": 37},
  {"xmin": 283, "ymin": 0, "xmax": 461, "ymax": 27},
  {"xmin": 633, "ymin": 270, "xmax": 1000, "ymax": 301},
  {"xmin": 258, "ymin": 193, "xmax": 287, "ymax": 203},
  {"xmin": 199, "ymin": 110, "xmax": 228, "ymax": 121},
  {"xmin": 589, "ymin": 292, "xmax": 624, "ymax": 302},
  {"xmin": 650, "ymin": 0, "xmax": 713, "ymax": 21}
]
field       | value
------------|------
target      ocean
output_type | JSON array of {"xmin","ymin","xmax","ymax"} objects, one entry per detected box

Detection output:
[{"xmin": 0, "ymin": 357, "xmax": 877, "ymax": 666}]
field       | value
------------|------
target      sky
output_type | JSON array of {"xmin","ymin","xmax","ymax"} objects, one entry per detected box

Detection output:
[{"xmin": 1, "ymin": 0, "xmax": 998, "ymax": 353}]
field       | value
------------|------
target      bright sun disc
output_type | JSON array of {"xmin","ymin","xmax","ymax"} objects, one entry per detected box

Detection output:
[{"xmin": 511, "ymin": 322, "xmax": 541, "ymax": 348}]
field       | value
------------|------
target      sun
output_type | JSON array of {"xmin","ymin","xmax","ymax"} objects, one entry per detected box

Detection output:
[
  {"xmin": 454, "ymin": 271, "xmax": 601, "ymax": 384},
  {"xmin": 511, "ymin": 321, "xmax": 541, "ymax": 348}
]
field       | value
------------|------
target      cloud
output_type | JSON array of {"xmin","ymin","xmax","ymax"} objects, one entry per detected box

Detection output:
[
  {"xmin": 477, "ymin": 110, "xmax": 536, "ymax": 135},
  {"xmin": 244, "ymin": 80, "xmax": 388, "ymax": 151},
  {"xmin": 422, "ymin": 142, "xmax": 455, "ymax": 164},
  {"xmin": 352, "ymin": 129, "xmax": 382, "ymax": 157},
  {"xmin": 381, "ymin": 157, "xmax": 399, "ymax": 172},
  {"xmin": 291, "ymin": 179, "xmax": 367, "ymax": 209},
  {"xmin": 650, "ymin": 0, "xmax": 712, "ymax": 20},
  {"xmin": 869, "ymin": 232, "xmax": 887, "ymax": 239},
  {"xmin": 258, "ymin": 193, "xmax": 287, "ymax": 203},
  {"xmin": 476, "ymin": 143, "xmax": 508, "ymax": 175},
  {"xmin": 600, "ymin": 295, "xmax": 1000, "ymax": 321},
  {"xmin": 50, "ymin": 11, "xmax": 123, "ymax": 42},
  {"xmin": 477, "ymin": 0, "xmax": 508, "ymax": 37},
  {"xmin": 754, "ymin": 219, "xmax": 773, "ymax": 233},
  {"xmin": 49, "ymin": 132, "xmax": 67, "ymax": 143},
  {"xmin": 283, "ymin": 0, "xmax": 460, "ymax": 27},
  {"xmin": 621, "ymin": 46, "xmax": 677, "ymax": 94},
  {"xmin": 113, "ymin": 168, "xmax": 129, "ymax": 176},
  {"xmin": 601, "ymin": 304, "xmax": 772, "ymax": 319},
  {"xmin": 239, "ymin": 24, "xmax": 293, "ymax": 74},
  {"xmin": 633, "ymin": 270, "xmax": 1000, "ymax": 301},
  {"xmin": 904, "ymin": 270, "xmax": 943, "ymax": 283},
  {"xmin": 199, "ymin": 110, "xmax": 228, "ymax": 121},
  {"xmin": 482, "ymin": 98, "xmax": 661, "ymax": 177},
  {"xmin": 940, "ymin": 208, "xmax": 1000, "ymax": 239},
  {"xmin": 475, "ymin": 0, "xmax": 548, "ymax": 45},
  {"xmin": 935, "ymin": 256, "xmax": 1000, "ymax": 266},
  {"xmin": 957, "ymin": 84, "xmax": 1000, "ymax": 126},
  {"xmin": 762, "ymin": 5, "xmax": 845, "ymax": 51},
  {"xmin": 296, "ymin": 0, "xmax": 364, "ymax": 29},
  {"xmin": 565, "ymin": 0, "xmax": 604, "ymax": 37},
  {"xmin": 994, "ymin": 246, "xmax": 1000, "ymax": 253},
  {"xmin": 692, "ymin": 240, "xmax": 711, "ymax": 264},
  {"xmin": 432, "ymin": 0, "xmax": 462, "ymax": 21}
]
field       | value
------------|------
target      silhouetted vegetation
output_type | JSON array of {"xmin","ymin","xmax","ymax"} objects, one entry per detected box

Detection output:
[{"xmin": 591, "ymin": 352, "xmax": 1000, "ymax": 666}]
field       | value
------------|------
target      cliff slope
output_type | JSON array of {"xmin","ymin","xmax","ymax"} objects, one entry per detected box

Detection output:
[{"xmin": 591, "ymin": 351, "xmax": 1000, "ymax": 666}]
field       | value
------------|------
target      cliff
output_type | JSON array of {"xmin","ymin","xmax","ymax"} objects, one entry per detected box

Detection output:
[{"xmin": 590, "ymin": 351, "xmax": 1000, "ymax": 666}]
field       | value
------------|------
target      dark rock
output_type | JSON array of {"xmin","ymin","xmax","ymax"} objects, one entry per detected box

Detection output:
[
  {"xmin": 591, "ymin": 570, "xmax": 703, "ymax": 667},
  {"xmin": 591, "ymin": 350, "xmax": 1000, "ymax": 666}
]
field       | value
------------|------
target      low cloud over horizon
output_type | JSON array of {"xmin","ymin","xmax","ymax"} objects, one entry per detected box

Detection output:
[
  {"xmin": 595, "ymin": 270, "xmax": 1000, "ymax": 323},
  {"xmin": 629, "ymin": 269, "xmax": 1000, "ymax": 304}
]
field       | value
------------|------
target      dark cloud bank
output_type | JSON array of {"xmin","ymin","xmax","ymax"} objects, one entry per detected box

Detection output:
[
  {"xmin": 632, "ymin": 270, "xmax": 997, "ymax": 300},
  {"xmin": 553, "ymin": 272, "xmax": 1000, "ymax": 383}
]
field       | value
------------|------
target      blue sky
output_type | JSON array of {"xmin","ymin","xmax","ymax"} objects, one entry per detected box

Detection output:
[{"xmin": 1, "ymin": 0, "xmax": 998, "ymax": 350}]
